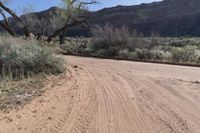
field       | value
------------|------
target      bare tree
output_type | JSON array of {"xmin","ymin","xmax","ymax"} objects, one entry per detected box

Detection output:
[{"xmin": 47, "ymin": 0, "xmax": 97, "ymax": 44}]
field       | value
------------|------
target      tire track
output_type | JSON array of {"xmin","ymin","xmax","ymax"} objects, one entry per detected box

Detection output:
[
  {"xmin": 1, "ymin": 56, "xmax": 200, "ymax": 133},
  {"xmin": 69, "ymin": 69, "xmax": 99, "ymax": 133}
]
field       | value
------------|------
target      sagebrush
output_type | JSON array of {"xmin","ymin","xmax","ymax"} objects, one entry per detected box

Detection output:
[{"xmin": 0, "ymin": 37, "xmax": 65, "ymax": 80}]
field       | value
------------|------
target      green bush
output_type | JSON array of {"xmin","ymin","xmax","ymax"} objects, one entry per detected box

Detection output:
[{"xmin": 0, "ymin": 37, "xmax": 65, "ymax": 80}]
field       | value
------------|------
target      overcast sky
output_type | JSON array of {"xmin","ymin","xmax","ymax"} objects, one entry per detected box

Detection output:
[{"xmin": 6, "ymin": 0, "xmax": 162, "ymax": 14}]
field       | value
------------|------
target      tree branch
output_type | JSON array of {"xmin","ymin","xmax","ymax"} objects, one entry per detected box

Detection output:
[
  {"xmin": 0, "ymin": 21, "xmax": 16, "ymax": 36},
  {"xmin": 0, "ymin": 2, "xmax": 34, "ymax": 38},
  {"xmin": 78, "ymin": 1, "xmax": 97, "ymax": 9},
  {"xmin": 47, "ymin": 16, "xmax": 87, "ymax": 42},
  {"xmin": 0, "ymin": 2, "xmax": 21, "ymax": 22},
  {"xmin": 0, "ymin": 9, "xmax": 8, "ymax": 25},
  {"xmin": 72, "ymin": 0, "xmax": 77, "ymax": 4},
  {"xmin": 0, "ymin": 8, "xmax": 16, "ymax": 36}
]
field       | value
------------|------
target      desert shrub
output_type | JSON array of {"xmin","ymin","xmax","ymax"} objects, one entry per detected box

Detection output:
[
  {"xmin": 61, "ymin": 37, "xmax": 90, "ymax": 55},
  {"xmin": 196, "ymin": 56, "xmax": 200, "ymax": 63},
  {"xmin": 171, "ymin": 47, "xmax": 187, "ymax": 62},
  {"xmin": 149, "ymin": 50, "xmax": 165, "ymax": 60},
  {"xmin": 170, "ymin": 46, "xmax": 196, "ymax": 63},
  {"xmin": 0, "ymin": 37, "xmax": 65, "ymax": 80},
  {"xmin": 118, "ymin": 49, "xmax": 129, "ymax": 58},
  {"xmin": 91, "ymin": 24, "xmax": 131, "ymax": 56},
  {"xmin": 128, "ymin": 38, "xmax": 146, "ymax": 50},
  {"xmin": 195, "ymin": 50, "xmax": 200, "ymax": 63},
  {"xmin": 162, "ymin": 51, "xmax": 173, "ymax": 61}
]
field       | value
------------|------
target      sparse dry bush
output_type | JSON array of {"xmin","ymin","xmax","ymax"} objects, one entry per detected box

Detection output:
[{"xmin": 91, "ymin": 24, "xmax": 131, "ymax": 56}]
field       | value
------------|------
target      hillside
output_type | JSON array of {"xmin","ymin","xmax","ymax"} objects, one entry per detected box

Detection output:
[
  {"xmin": 92, "ymin": 0, "xmax": 200, "ymax": 36},
  {"xmin": 2, "ymin": 0, "xmax": 200, "ymax": 37}
]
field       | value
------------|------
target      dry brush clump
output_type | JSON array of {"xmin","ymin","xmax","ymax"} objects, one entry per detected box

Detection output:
[
  {"xmin": 90, "ymin": 24, "xmax": 131, "ymax": 56},
  {"xmin": 0, "ymin": 36, "xmax": 65, "ymax": 80}
]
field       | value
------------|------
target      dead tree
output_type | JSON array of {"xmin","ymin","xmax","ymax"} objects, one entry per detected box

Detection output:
[{"xmin": 47, "ymin": 0, "xmax": 97, "ymax": 45}]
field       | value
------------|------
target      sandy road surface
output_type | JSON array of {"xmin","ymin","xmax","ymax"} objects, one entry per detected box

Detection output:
[{"xmin": 1, "ymin": 56, "xmax": 200, "ymax": 133}]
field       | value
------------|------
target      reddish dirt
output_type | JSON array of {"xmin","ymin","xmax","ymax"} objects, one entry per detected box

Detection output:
[{"xmin": 0, "ymin": 56, "xmax": 200, "ymax": 133}]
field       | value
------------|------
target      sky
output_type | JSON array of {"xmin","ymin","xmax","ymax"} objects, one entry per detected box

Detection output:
[{"xmin": 6, "ymin": 0, "xmax": 162, "ymax": 15}]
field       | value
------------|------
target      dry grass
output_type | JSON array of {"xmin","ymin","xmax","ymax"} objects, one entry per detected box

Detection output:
[{"xmin": 0, "ymin": 75, "xmax": 45, "ymax": 112}]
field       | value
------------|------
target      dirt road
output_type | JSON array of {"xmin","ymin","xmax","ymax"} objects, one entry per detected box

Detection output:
[{"xmin": 1, "ymin": 56, "xmax": 200, "ymax": 133}]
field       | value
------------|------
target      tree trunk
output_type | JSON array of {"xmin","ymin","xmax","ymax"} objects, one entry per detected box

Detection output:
[
  {"xmin": 0, "ymin": 2, "xmax": 33, "ymax": 38},
  {"xmin": 0, "ymin": 21, "xmax": 16, "ymax": 36},
  {"xmin": 23, "ymin": 26, "xmax": 33, "ymax": 38},
  {"xmin": 0, "ymin": 9, "xmax": 16, "ymax": 36},
  {"xmin": 0, "ymin": 2, "xmax": 21, "ymax": 22},
  {"xmin": 59, "ymin": 31, "xmax": 65, "ymax": 45},
  {"xmin": 47, "ymin": 18, "xmax": 84, "ymax": 43},
  {"xmin": 48, "ymin": 25, "xmax": 68, "ymax": 43}
]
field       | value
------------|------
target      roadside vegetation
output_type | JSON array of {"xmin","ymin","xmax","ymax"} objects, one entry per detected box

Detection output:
[
  {"xmin": 0, "ymin": 36, "xmax": 65, "ymax": 80},
  {"xmin": 0, "ymin": 36, "xmax": 65, "ymax": 111},
  {"xmin": 61, "ymin": 25, "xmax": 200, "ymax": 65}
]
